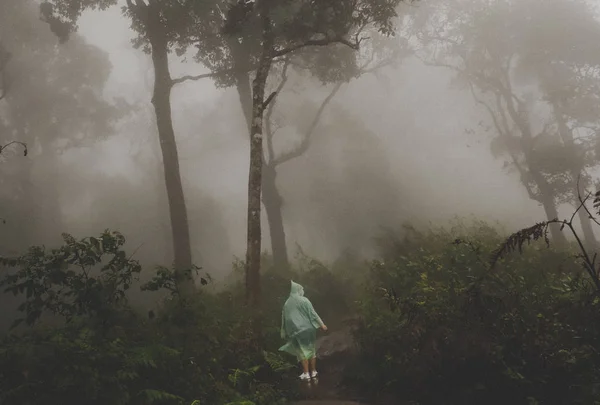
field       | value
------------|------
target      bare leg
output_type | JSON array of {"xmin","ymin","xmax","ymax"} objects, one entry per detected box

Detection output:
[
  {"xmin": 309, "ymin": 357, "xmax": 317, "ymax": 373},
  {"xmin": 301, "ymin": 359, "xmax": 309, "ymax": 374}
]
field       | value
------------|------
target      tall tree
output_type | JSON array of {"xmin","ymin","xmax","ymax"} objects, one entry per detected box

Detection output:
[
  {"xmin": 261, "ymin": 62, "xmax": 342, "ymax": 269},
  {"xmin": 188, "ymin": 1, "xmax": 406, "ymax": 271},
  {"xmin": 414, "ymin": 0, "xmax": 600, "ymax": 247},
  {"xmin": 40, "ymin": 0, "xmax": 224, "ymax": 290},
  {"xmin": 222, "ymin": 0, "xmax": 406, "ymax": 306},
  {"xmin": 259, "ymin": 39, "xmax": 402, "ymax": 269}
]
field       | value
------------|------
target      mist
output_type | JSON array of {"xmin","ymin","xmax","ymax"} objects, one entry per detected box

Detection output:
[
  {"xmin": 4, "ymin": 0, "xmax": 600, "ymax": 403},
  {"xmin": 42, "ymin": 1, "xmax": 545, "ymax": 274},
  {"xmin": 0, "ymin": 0, "xmax": 594, "ymax": 287}
]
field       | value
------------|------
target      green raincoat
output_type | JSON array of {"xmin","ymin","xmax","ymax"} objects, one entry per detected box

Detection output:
[{"xmin": 279, "ymin": 281, "xmax": 324, "ymax": 361}]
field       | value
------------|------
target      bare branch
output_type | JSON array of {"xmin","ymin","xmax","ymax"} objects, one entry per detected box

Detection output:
[
  {"xmin": 172, "ymin": 73, "xmax": 216, "ymax": 86},
  {"xmin": 171, "ymin": 65, "xmax": 258, "ymax": 87},
  {"xmin": 171, "ymin": 71, "xmax": 226, "ymax": 87},
  {"xmin": 273, "ymin": 36, "xmax": 360, "ymax": 58},
  {"xmin": 262, "ymin": 92, "xmax": 277, "ymax": 111},
  {"xmin": 0, "ymin": 141, "xmax": 28, "ymax": 156},
  {"xmin": 467, "ymin": 77, "xmax": 539, "ymax": 202},
  {"xmin": 271, "ymin": 81, "xmax": 343, "ymax": 167},
  {"xmin": 263, "ymin": 33, "xmax": 388, "ymax": 167}
]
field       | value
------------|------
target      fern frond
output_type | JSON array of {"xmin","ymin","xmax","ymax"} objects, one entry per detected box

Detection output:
[{"xmin": 490, "ymin": 221, "xmax": 552, "ymax": 268}]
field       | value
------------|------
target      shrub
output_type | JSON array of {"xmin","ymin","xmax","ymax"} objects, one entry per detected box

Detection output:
[
  {"xmin": 346, "ymin": 221, "xmax": 600, "ymax": 405},
  {"xmin": 0, "ymin": 232, "xmax": 297, "ymax": 405}
]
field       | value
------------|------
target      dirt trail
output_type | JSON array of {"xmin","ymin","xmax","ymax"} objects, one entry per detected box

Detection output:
[{"xmin": 291, "ymin": 319, "xmax": 367, "ymax": 405}]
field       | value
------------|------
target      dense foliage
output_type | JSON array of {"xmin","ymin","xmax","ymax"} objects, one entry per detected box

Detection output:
[
  {"xmin": 0, "ymin": 231, "xmax": 359, "ymax": 405},
  {"xmin": 0, "ymin": 232, "xmax": 299, "ymax": 405},
  {"xmin": 346, "ymin": 221, "xmax": 600, "ymax": 405},
  {"xmin": 3, "ymin": 221, "xmax": 600, "ymax": 405}
]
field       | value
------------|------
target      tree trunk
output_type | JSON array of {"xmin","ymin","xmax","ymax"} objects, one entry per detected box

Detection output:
[
  {"xmin": 234, "ymin": 66, "xmax": 290, "ymax": 270},
  {"xmin": 526, "ymin": 161, "xmax": 568, "ymax": 248},
  {"xmin": 246, "ymin": 76, "xmax": 267, "ymax": 307},
  {"xmin": 263, "ymin": 164, "xmax": 289, "ymax": 269},
  {"xmin": 153, "ymin": 136, "xmax": 172, "ymax": 265},
  {"xmin": 235, "ymin": 71, "xmax": 253, "ymax": 133},
  {"xmin": 245, "ymin": 8, "xmax": 275, "ymax": 306},
  {"xmin": 228, "ymin": 36, "xmax": 253, "ymax": 133},
  {"xmin": 552, "ymin": 101, "xmax": 598, "ymax": 249},
  {"xmin": 501, "ymin": 91, "xmax": 568, "ymax": 249},
  {"xmin": 148, "ymin": 30, "xmax": 194, "ymax": 292},
  {"xmin": 540, "ymin": 193, "xmax": 568, "ymax": 248}
]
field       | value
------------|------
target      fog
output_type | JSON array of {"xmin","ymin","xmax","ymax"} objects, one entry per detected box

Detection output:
[
  {"xmin": 75, "ymin": 4, "xmax": 541, "ymax": 266},
  {"xmin": 5, "ymin": 1, "xmax": 600, "ymax": 402},
  {"xmin": 1, "ymin": 0, "xmax": 597, "ymax": 287}
]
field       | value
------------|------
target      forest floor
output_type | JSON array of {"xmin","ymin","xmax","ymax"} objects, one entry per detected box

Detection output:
[{"xmin": 291, "ymin": 318, "xmax": 367, "ymax": 405}]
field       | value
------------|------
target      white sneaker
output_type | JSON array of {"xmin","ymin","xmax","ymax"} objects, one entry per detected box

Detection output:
[
  {"xmin": 311, "ymin": 371, "xmax": 318, "ymax": 378},
  {"xmin": 299, "ymin": 372, "xmax": 310, "ymax": 381}
]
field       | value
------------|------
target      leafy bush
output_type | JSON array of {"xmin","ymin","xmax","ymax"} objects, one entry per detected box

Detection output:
[
  {"xmin": 0, "ymin": 231, "xmax": 141, "ymax": 328},
  {"xmin": 346, "ymin": 221, "xmax": 600, "ymax": 405},
  {"xmin": 0, "ymin": 232, "xmax": 298, "ymax": 405}
]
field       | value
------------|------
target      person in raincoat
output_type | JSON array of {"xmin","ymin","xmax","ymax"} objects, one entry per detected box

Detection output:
[{"xmin": 279, "ymin": 280, "xmax": 328, "ymax": 380}]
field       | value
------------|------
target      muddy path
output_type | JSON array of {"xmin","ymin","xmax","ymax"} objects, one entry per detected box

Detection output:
[{"xmin": 291, "ymin": 318, "xmax": 367, "ymax": 405}]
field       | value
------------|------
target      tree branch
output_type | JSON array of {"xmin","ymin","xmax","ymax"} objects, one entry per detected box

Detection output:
[
  {"xmin": 171, "ymin": 71, "xmax": 221, "ymax": 86},
  {"xmin": 273, "ymin": 36, "xmax": 360, "ymax": 58},
  {"xmin": 0, "ymin": 141, "xmax": 28, "ymax": 156},
  {"xmin": 262, "ymin": 92, "xmax": 277, "ymax": 111},
  {"xmin": 170, "ymin": 64, "xmax": 259, "ymax": 88},
  {"xmin": 271, "ymin": 81, "xmax": 343, "ymax": 167},
  {"xmin": 468, "ymin": 81, "xmax": 539, "ymax": 202}
]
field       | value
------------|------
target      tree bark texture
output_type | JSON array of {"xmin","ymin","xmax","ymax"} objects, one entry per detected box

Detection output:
[
  {"xmin": 230, "ymin": 34, "xmax": 291, "ymax": 269},
  {"xmin": 147, "ymin": 19, "xmax": 194, "ymax": 291},
  {"xmin": 245, "ymin": 4, "xmax": 275, "ymax": 307},
  {"xmin": 235, "ymin": 71, "xmax": 290, "ymax": 270},
  {"xmin": 246, "ymin": 73, "xmax": 267, "ymax": 307}
]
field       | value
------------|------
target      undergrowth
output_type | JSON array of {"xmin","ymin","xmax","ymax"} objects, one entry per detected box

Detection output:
[
  {"xmin": 3, "ymin": 218, "xmax": 600, "ymax": 405},
  {"xmin": 346, "ymin": 220, "xmax": 600, "ymax": 405},
  {"xmin": 0, "ymin": 231, "xmax": 316, "ymax": 405}
]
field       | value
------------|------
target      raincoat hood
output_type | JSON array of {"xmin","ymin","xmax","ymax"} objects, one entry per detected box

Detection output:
[{"xmin": 290, "ymin": 281, "xmax": 304, "ymax": 297}]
